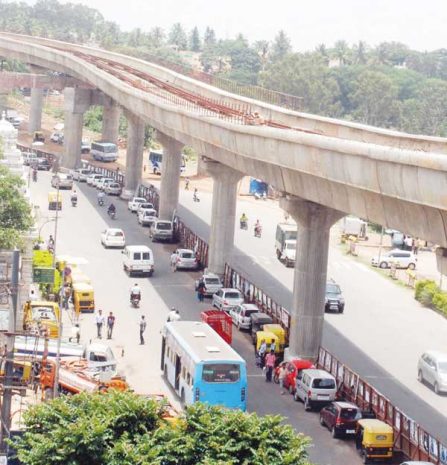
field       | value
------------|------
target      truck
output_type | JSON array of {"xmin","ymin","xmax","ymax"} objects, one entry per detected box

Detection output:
[
  {"xmin": 40, "ymin": 358, "xmax": 128, "ymax": 400},
  {"xmin": 341, "ymin": 216, "xmax": 368, "ymax": 240},
  {"xmin": 201, "ymin": 310, "xmax": 232, "ymax": 344},
  {"xmin": 275, "ymin": 223, "xmax": 297, "ymax": 267}
]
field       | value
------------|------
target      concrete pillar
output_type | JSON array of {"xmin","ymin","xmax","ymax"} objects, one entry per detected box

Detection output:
[
  {"xmin": 28, "ymin": 87, "xmax": 44, "ymax": 133},
  {"xmin": 205, "ymin": 159, "xmax": 244, "ymax": 276},
  {"xmin": 63, "ymin": 87, "xmax": 91, "ymax": 169},
  {"xmin": 101, "ymin": 98, "xmax": 120, "ymax": 144},
  {"xmin": 157, "ymin": 133, "xmax": 184, "ymax": 221},
  {"xmin": 281, "ymin": 195, "xmax": 344, "ymax": 361},
  {"xmin": 122, "ymin": 113, "xmax": 145, "ymax": 199}
]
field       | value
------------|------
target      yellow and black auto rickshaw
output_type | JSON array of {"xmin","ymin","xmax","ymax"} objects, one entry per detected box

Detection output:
[
  {"xmin": 355, "ymin": 419, "xmax": 394, "ymax": 463},
  {"xmin": 72, "ymin": 282, "xmax": 95, "ymax": 315},
  {"xmin": 48, "ymin": 192, "xmax": 62, "ymax": 211}
]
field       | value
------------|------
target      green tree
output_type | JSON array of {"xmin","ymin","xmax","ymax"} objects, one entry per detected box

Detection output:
[
  {"xmin": 353, "ymin": 40, "xmax": 368, "ymax": 64},
  {"xmin": 11, "ymin": 392, "xmax": 314, "ymax": 465},
  {"xmin": 168, "ymin": 22, "xmax": 188, "ymax": 50},
  {"xmin": 189, "ymin": 26, "xmax": 201, "ymax": 52},
  {"xmin": 203, "ymin": 26, "xmax": 216, "ymax": 46},
  {"xmin": 149, "ymin": 27, "xmax": 165, "ymax": 48},
  {"xmin": 0, "ymin": 163, "xmax": 33, "ymax": 249},
  {"xmin": 332, "ymin": 40, "xmax": 351, "ymax": 65},
  {"xmin": 83, "ymin": 106, "xmax": 103, "ymax": 133},
  {"xmin": 254, "ymin": 40, "xmax": 269, "ymax": 63},
  {"xmin": 270, "ymin": 30, "xmax": 292, "ymax": 61}
]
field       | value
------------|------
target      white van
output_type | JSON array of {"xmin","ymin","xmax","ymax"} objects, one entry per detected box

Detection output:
[
  {"xmin": 294, "ymin": 369, "xmax": 337, "ymax": 410},
  {"xmin": 122, "ymin": 245, "xmax": 154, "ymax": 276},
  {"xmin": 91, "ymin": 142, "xmax": 118, "ymax": 162}
]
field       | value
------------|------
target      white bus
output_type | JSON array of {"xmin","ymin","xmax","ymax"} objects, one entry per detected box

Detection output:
[
  {"xmin": 91, "ymin": 142, "xmax": 118, "ymax": 162},
  {"xmin": 161, "ymin": 321, "xmax": 247, "ymax": 410},
  {"xmin": 149, "ymin": 149, "xmax": 186, "ymax": 175}
]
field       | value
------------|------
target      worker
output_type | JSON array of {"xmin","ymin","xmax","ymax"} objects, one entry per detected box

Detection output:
[{"xmin": 167, "ymin": 307, "xmax": 180, "ymax": 322}]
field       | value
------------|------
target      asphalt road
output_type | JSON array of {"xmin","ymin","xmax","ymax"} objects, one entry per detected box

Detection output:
[{"xmin": 29, "ymin": 171, "xmax": 371, "ymax": 465}]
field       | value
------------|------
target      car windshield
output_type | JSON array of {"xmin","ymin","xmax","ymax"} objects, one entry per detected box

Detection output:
[
  {"xmin": 286, "ymin": 243, "xmax": 296, "ymax": 250},
  {"xmin": 312, "ymin": 378, "xmax": 336, "ymax": 389},
  {"xmin": 157, "ymin": 222, "xmax": 172, "ymax": 230},
  {"xmin": 110, "ymin": 184, "xmax": 120, "ymax": 188},
  {"xmin": 438, "ymin": 361, "xmax": 447, "ymax": 373},
  {"xmin": 144, "ymin": 210, "xmax": 156, "ymax": 216},
  {"xmin": 109, "ymin": 231, "xmax": 123, "ymax": 237},
  {"xmin": 326, "ymin": 284, "xmax": 340, "ymax": 294},
  {"xmin": 32, "ymin": 307, "xmax": 56, "ymax": 321},
  {"xmin": 340, "ymin": 408, "xmax": 360, "ymax": 420},
  {"xmin": 181, "ymin": 252, "xmax": 194, "ymax": 259},
  {"xmin": 225, "ymin": 292, "xmax": 241, "ymax": 299},
  {"xmin": 244, "ymin": 309, "xmax": 259, "ymax": 316},
  {"xmin": 202, "ymin": 363, "xmax": 240, "ymax": 383},
  {"xmin": 205, "ymin": 278, "xmax": 220, "ymax": 285}
]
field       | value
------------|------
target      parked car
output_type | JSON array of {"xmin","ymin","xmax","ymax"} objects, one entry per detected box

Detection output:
[
  {"xmin": 72, "ymin": 168, "xmax": 92, "ymax": 182},
  {"xmin": 371, "ymin": 249, "xmax": 417, "ymax": 270},
  {"xmin": 136, "ymin": 202, "xmax": 155, "ymax": 215},
  {"xmin": 294, "ymin": 369, "xmax": 337, "ymax": 410},
  {"xmin": 36, "ymin": 158, "xmax": 51, "ymax": 171},
  {"xmin": 81, "ymin": 141, "xmax": 91, "ymax": 153},
  {"xmin": 96, "ymin": 177, "xmax": 114, "ymax": 191},
  {"xmin": 138, "ymin": 208, "xmax": 157, "ymax": 226},
  {"xmin": 194, "ymin": 273, "xmax": 223, "ymax": 297},
  {"xmin": 170, "ymin": 248, "xmax": 198, "ymax": 271},
  {"xmin": 273, "ymin": 358, "xmax": 315, "ymax": 394},
  {"xmin": 100, "ymin": 228, "xmax": 125, "ymax": 248},
  {"xmin": 212, "ymin": 288, "xmax": 244, "ymax": 311},
  {"xmin": 22, "ymin": 152, "xmax": 38, "ymax": 166},
  {"xmin": 91, "ymin": 175, "xmax": 106, "ymax": 188},
  {"xmin": 229, "ymin": 303, "xmax": 260, "ymax": 330},
  {"xmin": 417, "ymin": 351, "xmax": 447, "ymax": 394},
  {"xmin": 149, "ymin": 220, "xmax": 174, "ymax": 242},
  {"xmin": 50, "ymin": 132, "xmax": 64, "ymax": 144},
  {"xmin": 87, "ymin": 174, "xmax": 103, "ymax": 186},
  {"xmin": 319, "ymin": 401, "xmax": 362, "ymax": 438},
  {"xmin": 325, "ymin": 281, "xmax": 345, "ymax": 313},
  {"xmin": 51, "ymin": 174, "xmax": 73, "ymax": 189},
  {"xmin": 104, "ymin": 182, "xmax": 122, "ymax": 196},
  {"xmin": 128, "ymin": 197, "xmax": 147, "ymax": 212}
]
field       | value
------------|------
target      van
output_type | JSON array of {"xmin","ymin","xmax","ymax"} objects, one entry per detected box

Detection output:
[
  {"xmin": 150, "ymin": 220, "xmax": 174, "ymax": 242},
  {"xmin": 294, "ymin": 369, "xmax": 337, "ymax": 410},
  {"xmin": 91, "ymin": 142, "xmax": 118, "ymax": 162},
  {"xmin": 122, "ymin": 245, "xmax": 154, "ymax": 276},
  {"xmin": 22, "ymin": 152, "xmax": 38, "ymax": 166}
]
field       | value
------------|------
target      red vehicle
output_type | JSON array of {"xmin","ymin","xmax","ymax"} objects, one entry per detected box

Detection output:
[
  {"xmin": 201, "ymin": 310, "xmax": 232, "ymax": 345},
  {"xmin": 319, "ymin": 401, "xmax": 362, "ymax": 438},
  {"xmin": 273, "ymin": 358, "xmax": 314, "ymax": 394}
]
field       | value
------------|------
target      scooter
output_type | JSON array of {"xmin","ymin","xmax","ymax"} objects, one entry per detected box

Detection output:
[
  {"xmin": 98, "ymin": 198, "xmax": 105, "ymax": 207},
  {"xmin": 254, "ymin": 225, "xmax": 262, "ymax": 238},
  {"xmin": 240, "ymin": 220, "xmax": 248, "ymax": 230},
  {"xmin": 131, "ymin": 295, "xmax": 140, "ymax": 308}
]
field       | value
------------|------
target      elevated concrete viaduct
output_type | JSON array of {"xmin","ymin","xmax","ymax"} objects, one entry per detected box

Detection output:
[{"xmin": 1, "ymin": 33, "xmax": 447, "ymax": 359}]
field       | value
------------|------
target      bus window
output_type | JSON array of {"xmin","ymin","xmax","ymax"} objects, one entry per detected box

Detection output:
[{"xmin": 202, "ymin": 364, "xmax": 240, "ymax": 383}]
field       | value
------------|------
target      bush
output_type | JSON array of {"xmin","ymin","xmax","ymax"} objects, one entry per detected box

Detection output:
[{"xmin": 415, "ymin": 279, "xmax": 447, "ymax": 316}]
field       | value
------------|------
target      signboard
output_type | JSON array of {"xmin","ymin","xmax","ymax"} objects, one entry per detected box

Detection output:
[
  {"xmin": 33, "ymin": 267, "xmax": 55, "ymax": 284},
  {"xmin": 32, "ymin": 250, "xmax": 53, "ymax": 267}
]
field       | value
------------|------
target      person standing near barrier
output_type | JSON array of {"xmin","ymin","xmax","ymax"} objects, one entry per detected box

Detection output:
[{"xmin": 264, "ymin": 350, "xmax": 276, "ymax": 382}]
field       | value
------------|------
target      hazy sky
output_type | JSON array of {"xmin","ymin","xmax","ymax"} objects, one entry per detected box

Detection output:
[{"xmin": 23, "ymin": 0, "xmax": 447, "ymax": 51}]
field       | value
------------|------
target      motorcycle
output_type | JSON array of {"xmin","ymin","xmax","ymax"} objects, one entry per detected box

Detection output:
[
  {"xmin": 71, "ymin": 197, "xmax": 77, "ymax": 207},
  {"xmin": 254, "ymin": 225, "xmax": 262, "ymax": 238},
  {"xmin": 98, "ymin": 197, "xmax": 105, "ymax": 207},
  {"xmin": 240, "ymin": 220, "xmax": 248, "ymax": 230},
  {"xmin": 108, "ymin": 209, "xmax": 116, "ymax": 220},
  {"xmin": 131, "ymin": 294, "xmax": 140, "ymax": 308}
]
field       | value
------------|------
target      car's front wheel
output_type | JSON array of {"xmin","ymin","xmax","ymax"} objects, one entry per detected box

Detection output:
[
  {"xmin": 379, "ymin": 261, "xmax": 388, "ymax": 269},
  {"xmin": 408, "ymin": 263, "xmax": 416, "ymax": 270}
]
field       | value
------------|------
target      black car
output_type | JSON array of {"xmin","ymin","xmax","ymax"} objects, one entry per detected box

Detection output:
[
  {"xmin": 325, "ymin": 281, "xmax": 345, "ymax": 313},
  {"xmin": 36, "ymin": 158, "xmax": 51, "ymax": 171}
]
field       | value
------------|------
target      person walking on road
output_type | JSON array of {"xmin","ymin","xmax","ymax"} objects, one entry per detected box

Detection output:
[
  {"xmin": 139, "ymin": 315, "xmax": 147, "ymax": 345},
  {"xmin": 257, "ymin": 339, "xmax": 267, "ymax": 368},
  {"xmin": 95, "ymin": 309, "xmax": 105, "ymax": 339},
  {"xmin": 264, "ymin": 349, "xmax": 276, "ymax": 382},
  {"xmin": 197, "ymin": 279, "xmax": 206, "ymax": 302},
  {"xmin": 184, "ymin": 177, "xmax": 190, "ymax": 190},
  {"xmin": 107, "ymin": 312, "xmax": 116, "ymax": 339},
  {"xmin": 278, "ymin": 363, "xmax": 287, "ymax": 394}
]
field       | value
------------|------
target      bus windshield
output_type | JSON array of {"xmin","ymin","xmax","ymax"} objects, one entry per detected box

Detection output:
[{"xmin": 202, "ymin": 363, "xmax": 240, "ymax": 383}]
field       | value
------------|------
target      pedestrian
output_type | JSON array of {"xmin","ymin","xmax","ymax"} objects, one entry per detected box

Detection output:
[
  {"xmin": 185, "ymin": 177, "xmax": 190, "ymax": 190},
  {"xmin": 264, "ymin": 349, "xmax": 276, "ymax": 382},
  {"xmin": 107, "ymin": 311, "xmax": 116, "ymax": 339},
  {"xmin": 197, "ymin": 279, "xmax": 206, "ymax": 302},
  {"xmin": 258, "ymin": 339, "xmax": 267, "ymax": 368},
  {"xmin": 170, "ymin": 251, "xmax": 177, "ymax": 271},
  {"xmin": 70, "ymin": 323, "xmax": 80, "ymax": 344},
  {"xmin": 412, "ymin": 238, "xmax": 419, "ymax": 255},
  {"xmin": 28, "ymin": 289, "xmax": 38, "ymax": 302},
  {"xmin": 167, "ymin": 307, "xmax": 180, "ymax": 322},
  {"xmin": 139, "ymin": 315, "xmax": 147, "ymax": 345},
  {"xmin": 95, "ymin": 309, "xmax": 105, "ymax": 339},
  {"xmin": 62, "ymin": 284, "xmax": 71, "ymax": 310},
  {"xmin": 278, "ymin": 363, "xmax": 287, "ymax": 394},
  {"xmin": 269, "ymin": 339, "xmax": 276, "ymax": 353}
]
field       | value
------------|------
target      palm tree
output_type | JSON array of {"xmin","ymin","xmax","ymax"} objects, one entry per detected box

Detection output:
[
  {"xmin": 353, "ymin": 40, "xmax": 368, "ymax": 64},
  {"xmin": 333, "ymin": 40, "xmax": 350, "ymax": 66}
]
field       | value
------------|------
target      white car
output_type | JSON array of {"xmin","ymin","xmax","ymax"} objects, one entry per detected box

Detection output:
[
  {"xmin": 96, "ymin": 177, "xmax": 114, "ymax": 190},
  {"xmin": 104, "ymin": 182, "xmax": 122, "ymax": 196},
  {"xmin": 51, "ymin": 174, "xmax": 73, "ymax": 189},
  {"xmin": 170, "ymin": 248, "xmax": 199, "ymax": 271},
  {"xmin": 229, "ymin": 303, "xmax": 260, "ymax": 330},
  {"xmin": 195, "ymin": 273, "xmax": 223, "ymax": 296},
  {"xmin": 87, "ymin": 174, "xmax": 103, "ymax": 186},
  {"xmin": 72, "ymin": 168, "xmax": 92, "ymax": 182},
  {"xmin": 417, "ymin": 351, "xmax": 447, "ymax": 394},
  {"xmin": 136, "ymin": 202, "xmax": 155, "ymax": 215},
  {"xmin": 212, "ymin": 288, "xmax": 244, "ymax": 310},
  {"xmin": 371, "ymin": 249, "xmax": 417, "ymax": 270},
  {"xmin": 128, "ymin": 197, "xmax": 147, "ymax": 212},
  {"xmin": 100, "ymin": 228, "xmax": 126, "ymax": 248},
  {"xmin": 50, "ymin": 132, "xmax": 63, "ymax": 143},
  {"xmin": 138, "ymin": 208, "xmax": 157, "ymax": 226}
]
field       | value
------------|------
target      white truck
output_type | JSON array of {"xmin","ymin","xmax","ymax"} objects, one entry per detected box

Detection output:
[
  {"xmin": 275, "ymin": 223, "xmax": 297, "ymax": 267},
  {"xmin": 341, "ymin": 216, "xmax": 368, "ymax": 239}
]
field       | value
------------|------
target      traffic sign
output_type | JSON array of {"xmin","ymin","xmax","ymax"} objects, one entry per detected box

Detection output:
[{"xmin": 33, "ymin": 267, "xmax": 55, "ymax": 284}]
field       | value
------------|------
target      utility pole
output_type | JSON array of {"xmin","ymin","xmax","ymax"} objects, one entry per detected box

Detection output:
[{"xmin": 0, "ymin": 249, "xmax": 20, "ymax": 453}]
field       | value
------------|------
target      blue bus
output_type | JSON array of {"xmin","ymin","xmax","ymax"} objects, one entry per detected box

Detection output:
[
  {"xmin": 161, "ymin": 321, "xmax": 247, "ymax": 410},
  {"xmin": 149, "ymin": 149, "xmax": 185, "ymax": 175}
]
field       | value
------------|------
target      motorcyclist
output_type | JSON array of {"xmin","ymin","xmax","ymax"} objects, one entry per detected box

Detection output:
[
  {"xmin": 107, "ymin": 203, "xmax": 116, "ymax": 216},
  {"xmin": 130, "ymin": 283, "xmax": 141, "ymax": 302},
  {"xmin": 71, "ymin": 190, "xmax": 78, "ymax": 203},
  {"xmin": 97, "ymin": 191, "xmax": 105, "ymax": 205},
  {"xmin": 240, "ymin": 213, "xmax": 248, "ymax": 229}
]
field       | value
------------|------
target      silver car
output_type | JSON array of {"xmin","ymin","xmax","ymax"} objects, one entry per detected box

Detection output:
[
  {"xmin": 104, "ymin": 182, "xmax": 122, "ymax": 196},
  {"xmin": 171, "ymin": 248, "xmax": 198, "ymax": 271},
  {"xmin": 51, "ymin": 174, "xmax": 73, "ymax": 189},
  {"xmin": 212, "ymin": 288, "xmax": 244, "ymax": 310},
  {"xmin": 417, "ymin": 351, "xmax": 447, "ymax": 394},
  {"xmin": 138, "ymin": 208, "xmax": 157, "ymax": 226}
]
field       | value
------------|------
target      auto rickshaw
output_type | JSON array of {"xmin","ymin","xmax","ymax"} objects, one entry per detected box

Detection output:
[
  {"xmin": 23, "ymin": 300, "xmax": 60, "ymax": 338},
  {"xmin": 355, "ymin": 419, "xmax": 394, "ymax": 463},
  {"xmin": 255, "ymin": 330, "xmax": 281, "ymax": 355},
  {"xmin": 33, "ymin": 131, "xmax": 45, "ymax": 142},
  {"xmin": 72, "ymin": 282, "xmax": 95, "ymax": 314},
  {"xmin": 48, "ymin": 192, "xmax": 62, "ymax": 211},
  {"xmin": 263, "ymin": 323, "xmax": 286, "ymax": 352},
  {"xmin": 250, "ymin": 312, "xmax": 273, "ymax": 344},
  {"xmin": 0, "ymin": 358, "xmax": 32, "ymax": 385}
]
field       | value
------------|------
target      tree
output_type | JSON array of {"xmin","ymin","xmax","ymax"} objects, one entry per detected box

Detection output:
[
  {"xmin": 254, "ymin": 40, "xmax": 269, "ymax": 62},
  {"xmin": 203, "ymin": 26, "xmax": 216, "ymax": 46},
  {"xmin": 0, "ymin": 163, "xmax": 32, "ymax": 249},
  {"xmin": 149, "ymin": 26, "xmax": 165, "ymax": 48},
  {"xmin": 168, "ymin": 22, "xmax": 188, "ymax": 50},
  {"xmin": 189, "ymin": 26, "xmax": 201, "ymax": 52},
  {"xmin": 270, "ymin": 30, "xmax": 292, "ymax": 61},
  {"xmin": 353, "ymin": 40, "xmax": 368, "ymax": 64},
  {"xmin": 11, "ymin": 391, "xmax": 314, "ymax": 465},
  {"xmin": 332, "ymin": 40, "xmax": 351, "ymax": 65}
]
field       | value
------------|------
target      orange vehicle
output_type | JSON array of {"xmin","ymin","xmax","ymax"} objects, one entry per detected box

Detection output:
[
  {"xmin": 40, "ymin": 358, "xmax": 128, "ymax": 400},
  {"xmin": 201, "ymin": 310, "xmax": 232, "ymax": 344}
]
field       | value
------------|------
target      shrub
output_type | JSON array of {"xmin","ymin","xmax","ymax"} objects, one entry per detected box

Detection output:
[{"xmin": 415, "ymin": 279, "xmax": 447, "ymax": 317}]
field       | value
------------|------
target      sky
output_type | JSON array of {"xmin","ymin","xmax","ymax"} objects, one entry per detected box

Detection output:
[{"xmin": 21, "ymin": 0, "xmax": 447, "ymax": 52}]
